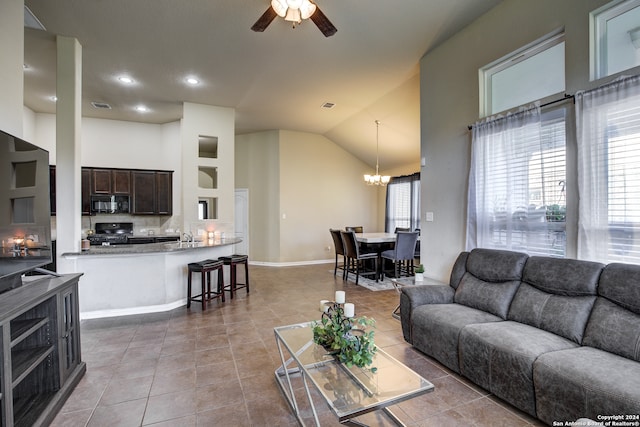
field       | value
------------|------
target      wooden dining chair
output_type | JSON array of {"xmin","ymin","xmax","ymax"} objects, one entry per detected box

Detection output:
[{"xmin": 329, "ymin": 229, "xmax": 346, "ymax": 278}]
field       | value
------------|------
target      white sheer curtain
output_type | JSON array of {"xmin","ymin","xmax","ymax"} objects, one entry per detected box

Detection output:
[
  {"xmin": 466, "ymin": 102, "xmax": 568, "ymax": 256},
  {"xmin": 467, "ymin": 103, "xmax": 542, "ymax": 251},
  {"xmin": 576, "ymin": 75, "xmax": 640, "ymax": 263}
]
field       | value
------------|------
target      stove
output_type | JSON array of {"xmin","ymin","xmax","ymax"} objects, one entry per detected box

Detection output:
[{"xmin": 88, "ymin": 222, "xmax": 134, "ymax": 246}]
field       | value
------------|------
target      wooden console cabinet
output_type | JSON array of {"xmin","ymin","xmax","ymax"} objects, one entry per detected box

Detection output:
[{"xmin": 0, "ymin": 273, "xmax": 85, "ymax": 427}]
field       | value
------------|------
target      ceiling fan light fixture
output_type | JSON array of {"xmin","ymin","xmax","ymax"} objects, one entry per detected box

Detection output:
[
  {"xmin": 271, "ymin": 0, "xmax": 288, "ymax": 17},
  {"xmin": 284, "ymin": 8, "xmax": 302, "ymax": 24},
  {"xmin": 271, "ymin": 0, "xmax": 316, "ymax": 23}
]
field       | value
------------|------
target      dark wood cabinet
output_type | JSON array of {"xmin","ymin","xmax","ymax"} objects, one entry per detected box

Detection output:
[
  {"xmin": 131, "ymin": 170, "xmax": 173, "ymax": 215},
  {"xmin": 131, "ymin": 170, "xmax": 156, "ymax": 214},
  {"xmin": 156, "ymin": 171, "xmax": 173, "ymax": 215},
  {"xmin": 81, "ymin": 168, "xmax": 91, "ymax": 215},
  {"xmin": 112, "ymin": 170, "xmax": 131, "ymax": 194},
  {"xmin": 50, "ymin": 167, "xmax": 171, "ymax": 216},
  {"xmin": 92, "ymin": 169, "xmax": 130, "ymax": 195},
  {"xmin": 91, "ymin": 169, "xmax": 112, "ymax": 194},
  {"xmin": 50, "ymin": 167, "xmax": 91, "ymax": 216},
  {"xmin": 0, "ymin": 274, "xmax": 85, "ymax": 427}
]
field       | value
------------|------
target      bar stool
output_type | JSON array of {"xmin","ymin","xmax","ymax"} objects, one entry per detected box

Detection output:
[
  {"xmin": 218, "ymin": 254, "xmax": 249, "ymax": 299},
  {"xmin": 187, "ymin": 259, "xmax": 225, "ymax": 310}
]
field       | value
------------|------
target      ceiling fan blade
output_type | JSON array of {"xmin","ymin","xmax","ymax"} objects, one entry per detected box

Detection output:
[
  {"xmin": 251, "ymin": 7, "xmax": 277, "ymax": 32},
  {"xmin": 310, "ymin": 6, "xmax": 337, "ymax": 37}
]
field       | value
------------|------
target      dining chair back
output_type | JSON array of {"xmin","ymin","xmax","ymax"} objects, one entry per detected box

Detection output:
[
  {"xmin": 341, "ymin": 230, "xmax": 379, "ymax": 285},
  {"xmin": 394, "ymin": 227, "xmax": 410, "ymax": 233},
  {"xmin": 345, "ymin": 226, "xmax": 364, "ymax": 233},
  {"xmin": 381, "ymin": 231, "xmax": 419, "ymax": 278},
  {"xmin": 329, "ymin": 229, "xmax": 346, "ymax": 278}
]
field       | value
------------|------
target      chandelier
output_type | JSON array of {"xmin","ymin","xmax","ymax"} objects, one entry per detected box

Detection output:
[
  {"xmin": 271, "ymin": 0, "xmax": 317, "ymax": 26},
  {"xmin": 364, "ymin": 120, "xmax": 390, "ymax": 186}
]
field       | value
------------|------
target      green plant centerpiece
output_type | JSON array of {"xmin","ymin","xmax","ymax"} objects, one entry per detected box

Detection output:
[{"xmin": 312, "ymin": 298, "xmax": 377, "ymax": 372}]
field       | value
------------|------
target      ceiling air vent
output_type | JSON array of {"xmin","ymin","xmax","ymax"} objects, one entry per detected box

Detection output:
[
  {"xmin": 321, "ymin": 102, "xmax": 336, "ymax": 109},
  {"xmin": 91, "ymin": 102, "xmax": 112, "ymax": 110}
]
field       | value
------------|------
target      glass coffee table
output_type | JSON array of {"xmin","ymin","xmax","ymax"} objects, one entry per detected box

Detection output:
[{"xmin": 274, "ymin": 322, "xmax": 434, "ymax": 426}]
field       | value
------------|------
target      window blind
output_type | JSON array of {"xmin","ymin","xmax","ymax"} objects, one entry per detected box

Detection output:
[
  {"xmin": 468, "ymin": 105, "xmax": 567, "ymax": 257},
  {"xmin": 577, "ymin": 75, "xmax": 640, "ymax": 263}
]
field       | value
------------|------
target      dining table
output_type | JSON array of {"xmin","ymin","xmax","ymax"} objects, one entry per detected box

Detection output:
[{"xmin": 354, "ymin": 233, "xmax": 397, "ymax": 279}]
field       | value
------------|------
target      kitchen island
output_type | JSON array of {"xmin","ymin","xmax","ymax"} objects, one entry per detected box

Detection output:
[{"xmin": 62, "ymin": 238, "xmax": 242, "ymax": 319}]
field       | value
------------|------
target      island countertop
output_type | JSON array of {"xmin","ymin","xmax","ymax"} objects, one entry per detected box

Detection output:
[
  {"xmin": 61, "ymin": 237, "xmax": 242, "ymax": 319},
  {"xmin": 63, "ymin": 237, "xmax": 241, "ymax": 256}
]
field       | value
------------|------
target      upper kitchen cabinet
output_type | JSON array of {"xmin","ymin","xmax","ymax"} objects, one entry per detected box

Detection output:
[
  {"xmin": 50, "ymin": 166, "xmax": 92, "ymax": 216},
  {"xmin": 112, "ymin": 170, "xmax": 131, "ymax": 194},
  {"xmin": 81, "ymin": 168, "xmax": 91, "ymax": 215},
  {"xmin": 91, "ymin": 169, "xmax": 130, "ymax": 195},
  {"xmin": 131, "ymin": 170, "xmax": 173, "ymax": 215},
  {"xmin": 156, "ymin": 171, "xmax": 173, "ymax": 215}
]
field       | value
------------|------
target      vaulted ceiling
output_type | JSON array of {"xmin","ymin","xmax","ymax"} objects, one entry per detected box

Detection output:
[{"xmin": 23, "ymin": 0, "xmax": 501, "ymax": 169}]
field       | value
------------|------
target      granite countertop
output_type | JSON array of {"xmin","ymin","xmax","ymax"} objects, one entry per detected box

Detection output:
[{"xmin": 63, "ymin": 237, "xmax": 241, "ymax": 256}]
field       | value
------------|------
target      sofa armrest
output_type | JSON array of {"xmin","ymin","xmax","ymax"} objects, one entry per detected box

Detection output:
[{"xmin": 400, "ymin": 285, "xmax": 455, "ymax": 343}]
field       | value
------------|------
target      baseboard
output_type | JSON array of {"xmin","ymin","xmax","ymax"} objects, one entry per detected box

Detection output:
[
  {"xmin": 80, "ymin": 299, "xmax": 187, "ymax": 320},
  {"xmin": 248, "ymin": 259, "xmax": 334, "ymax": 267}
]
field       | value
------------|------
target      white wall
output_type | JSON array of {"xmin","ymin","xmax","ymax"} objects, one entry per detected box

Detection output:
[{"xmin": 419, "ymin": 0, "xmax": 613, "ymax": 281}]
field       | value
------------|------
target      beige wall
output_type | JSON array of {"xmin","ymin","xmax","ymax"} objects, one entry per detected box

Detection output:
[
  {"xmin": 235, "ymin": 131, "xmax": 281, "ymax": 262},
  {"xmin": 419, "ymin": 0, "xmax": 613, "ymax": 281},
  {"xmin": 236, "ymin": 130, "xmax": 383, "ymax": 264},
  {"xmin": 0, "ymin": 0, "xmax": 24, "ymax": 137}
]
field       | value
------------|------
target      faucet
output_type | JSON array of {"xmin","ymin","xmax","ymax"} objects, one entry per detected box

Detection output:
[{"xmin": 183, "ymin": 232, "xmax": 193, "ymax": 243}]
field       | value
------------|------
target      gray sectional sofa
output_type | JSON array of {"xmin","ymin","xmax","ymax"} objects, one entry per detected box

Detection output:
[{"xmin": 400, "ymin": 248, "xmax": 640, "ymax": 425}]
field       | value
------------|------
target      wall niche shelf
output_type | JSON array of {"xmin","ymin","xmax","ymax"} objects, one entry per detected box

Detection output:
[{"xmin": 0, "ymin": 273, "xmax": 85, "ymax": 427}]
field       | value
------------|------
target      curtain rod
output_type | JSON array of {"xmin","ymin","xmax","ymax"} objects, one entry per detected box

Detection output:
[{"xmin": 467, "ymin": 94, "xmax": 574, "ymax": 131}]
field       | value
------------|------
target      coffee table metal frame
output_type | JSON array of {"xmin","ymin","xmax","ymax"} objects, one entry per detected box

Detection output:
[{"xmin": 274, "ymin": 321, "xmax": 434, "ymax": 426}]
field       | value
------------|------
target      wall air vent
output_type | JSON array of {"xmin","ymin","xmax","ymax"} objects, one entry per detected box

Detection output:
[
  {"xmin": 91, "ymin": 102, "xmax": 112, "ymax": 110},
  {"xmin": 321, "ymin": 102, "xmax": 336, "ymax": 109}
]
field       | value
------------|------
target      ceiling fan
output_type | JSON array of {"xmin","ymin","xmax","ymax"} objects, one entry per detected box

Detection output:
[{"xmin": 251, "ymin": 0, "xmax": 337, "ymax": 37}]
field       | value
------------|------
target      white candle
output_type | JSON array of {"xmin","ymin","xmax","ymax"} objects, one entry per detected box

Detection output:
[
  {"xmin": 320, "ymin": 300, "xmax": 329, "ymax": 312},
  {"xmin": 344, "ymin": 303, "xmax": 355, "ymax": 318},
  {"xmin": 335, "ymin": 291, "xmax": 345, "ymax": 304}
]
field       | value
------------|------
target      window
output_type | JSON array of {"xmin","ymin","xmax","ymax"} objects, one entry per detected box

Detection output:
[
  {"xmin": 576, "ymin": 74, "xmax": 640, "ymax": 263},
  {"xmin": 480, "ymin": 31, "xmax": 565, "ymax": 116},
  {"xmin": 385, "ymin": 173, "xmax": 420, "ymax": 233},
  {"xmin": 467, "ymin": 103, "xmax": 568, "ymax": 257},
  {"xmin": 591, "ymin": 0, "xmax": 640, "ymax": 80}
]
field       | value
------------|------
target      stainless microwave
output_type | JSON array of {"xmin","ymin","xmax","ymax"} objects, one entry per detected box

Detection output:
[{"xmin": 90, "ymin": 195, "xmax": 130, "ymax": 214}]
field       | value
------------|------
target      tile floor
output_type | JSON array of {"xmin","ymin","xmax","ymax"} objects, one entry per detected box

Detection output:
[{"xmin": 51, "ymin": 264, "xmax": 546, "ymax": 427}]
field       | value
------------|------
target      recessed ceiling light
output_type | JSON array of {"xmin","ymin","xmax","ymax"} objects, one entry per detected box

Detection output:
[
  {"xmin": 185, "ymin": 77, "xmax": 199, "ymax": 85},
  {"xmin": 135, "ymin": 105, "xmax": 148, "ymax": 112},
  {"xmin": 118, "ymin": 76, "xmax": 134, "ymax": 84}
]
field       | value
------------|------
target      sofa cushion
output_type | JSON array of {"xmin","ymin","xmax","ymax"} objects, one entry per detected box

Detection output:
[
  {"xmin": 534, "ymin": 346, "xmax": 640, "ymax": 425},
  {"xmin": 508, "ymin": 284, "xmax": 596, "ymax": 344},
  {"xmin": 507, "ymin": 257, "xmax": 603, "ymax": 344},
  {"xmin": 465, "ymin": 248, "xmax": 528, "ymax": 282},
  {"xmin": 521, "ymin": 256, "xmax": 603, "ymax": 296},
  {"xmin": 583, "ymin": 297, "xmax": 640, "ymax": 362},
  {"xmin": 411, "ymin": 304, "xmax": 502, "ymax": 373},
  {"xmin": 453, "ymin": 248, "xmax": 528, "ymax": 319},
  {"xmin": 598, "ymin": 262, "xmax": 640, "ymax": 315},
  {"xmin": 454, "ymin": 274, "xmax": 521, "ymax": 319},
  {"xmin": 459, "ymin": 321, "xmax": 579, "ymax": 417}
]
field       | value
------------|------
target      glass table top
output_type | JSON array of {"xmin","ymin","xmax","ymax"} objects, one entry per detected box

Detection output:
[{"xmin": 274, "ymin": 322, "xmax": 434, "ymax": 421}]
